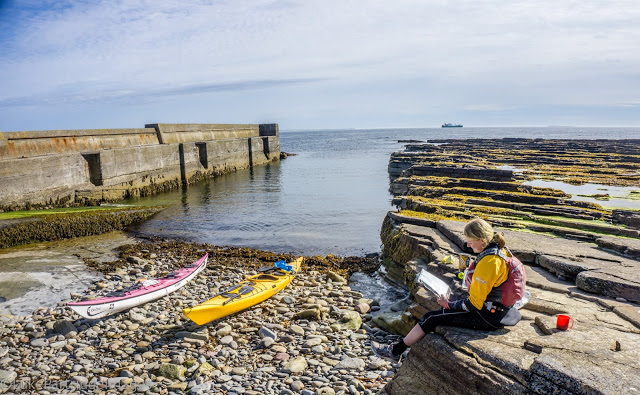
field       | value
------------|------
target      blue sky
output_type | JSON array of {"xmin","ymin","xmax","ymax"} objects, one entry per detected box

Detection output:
[{"xmin": 1, "ymin": 0, "xmax": 639, "ymax": 131}]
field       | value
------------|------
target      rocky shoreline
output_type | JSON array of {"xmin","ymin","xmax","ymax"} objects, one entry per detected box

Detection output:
[
  {"xmin": 375, "ymin": 138, "xmax": 640, "ymax": 394},
  {"xmin": 3, "ymin": 137, "xmax": 640, "ymax": 394},
  {"xmin": 0, "ymin": 240, "xmax": 399, "ymax": 395}
]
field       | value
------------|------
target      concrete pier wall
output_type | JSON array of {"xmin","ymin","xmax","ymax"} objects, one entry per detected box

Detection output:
[
  {"xmin": 0, "ymin": 128, "xmax": 159, "ymax": 160},
  {"xmin": 0, "ymin": 123, "xmax": 280, "ymax": 210}
]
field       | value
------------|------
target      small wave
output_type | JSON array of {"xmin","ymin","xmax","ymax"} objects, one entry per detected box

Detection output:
[{"xmin": 236, "ymin": 222, "xmax": 266, "ymax": 231}]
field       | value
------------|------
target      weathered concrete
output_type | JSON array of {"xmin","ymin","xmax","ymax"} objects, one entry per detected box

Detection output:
[
  {"xmin": 145, "ymin": 123, "xmax": 261, "ymax": 144},
  {"xmin": 0, "ymin": 128, "xmax": 159, "ymax": 160},
  {"xmin": 0, "ymin": 123, "xmax": 280, "ymax": 210}
]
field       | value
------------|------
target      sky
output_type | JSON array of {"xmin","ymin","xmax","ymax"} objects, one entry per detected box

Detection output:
[{"xmin": 0, "ymin": 0, "xmax": 639, "ymax": 131}]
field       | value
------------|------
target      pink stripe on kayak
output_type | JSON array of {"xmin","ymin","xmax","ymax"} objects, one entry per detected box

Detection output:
[{"xmin": 67, "ymin": 254, "xmax": 208, "ymax": 306}]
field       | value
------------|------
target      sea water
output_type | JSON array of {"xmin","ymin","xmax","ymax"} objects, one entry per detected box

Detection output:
[
  {"xmin": 129, "ymin": 127, "xmax": 640, "ymax": 256},
  {"xmin": 3, "ymin": 127, "xmax": 640, "ymax": 313}
]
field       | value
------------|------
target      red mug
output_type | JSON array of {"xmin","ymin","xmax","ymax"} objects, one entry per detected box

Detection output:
[{"xmin": 556, "ymin": 314, "xmax": 574, "ymax": 330}]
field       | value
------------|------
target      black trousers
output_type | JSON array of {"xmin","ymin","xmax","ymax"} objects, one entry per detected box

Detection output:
[{"xmin": 418, "ymin": 306, "xmax": 508, "ymax": 334}]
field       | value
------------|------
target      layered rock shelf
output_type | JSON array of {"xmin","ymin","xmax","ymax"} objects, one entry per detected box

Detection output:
[{"xmin": 377, "ymin": 139, "xmax": 640, "ymax": 394}]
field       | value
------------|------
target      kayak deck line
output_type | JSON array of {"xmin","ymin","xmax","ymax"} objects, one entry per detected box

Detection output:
[
  {"xmin": 212, "ymin": 267, "xmax": 297, "ymax": 303},
  {"xmin": 182, "ymin": 256, "xmax": 303, "ymax": 325}
]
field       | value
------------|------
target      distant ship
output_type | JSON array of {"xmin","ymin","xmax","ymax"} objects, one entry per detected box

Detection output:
[{"xmin": 442, "ymin": 123, "xmax": 463, "ymax": 128}]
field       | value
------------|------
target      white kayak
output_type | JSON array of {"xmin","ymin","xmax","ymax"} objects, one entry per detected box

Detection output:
[{"xmin": 67, "ymin": 254, "xmax": 208, "ymax": 319}]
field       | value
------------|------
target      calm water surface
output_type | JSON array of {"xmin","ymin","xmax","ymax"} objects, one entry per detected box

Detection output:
[
  {"xmin": 3, "ymin": 127, "xmax": 640, "ymax": 313},
  {"xmin": 128, "ymin": 127, "xmax": 640, "ymax": 256},
  {"xmin": 129, "ymin": 130, "xmax": 399, "ymax": 256}
]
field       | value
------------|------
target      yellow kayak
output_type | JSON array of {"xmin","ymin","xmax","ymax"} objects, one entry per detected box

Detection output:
[{"xmin": 183, "ymin": 257, "xmax": 303, "ymax": 325}]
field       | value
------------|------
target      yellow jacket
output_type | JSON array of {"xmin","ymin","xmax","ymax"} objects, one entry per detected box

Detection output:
[{"xmin": 468, "ymin": 249, "xmax": 509, "ymax": 310}]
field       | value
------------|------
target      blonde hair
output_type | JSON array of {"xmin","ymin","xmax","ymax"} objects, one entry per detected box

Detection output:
[{"xmin": 464, "ymin": 218, "xmax": 506, "ymax": 249}]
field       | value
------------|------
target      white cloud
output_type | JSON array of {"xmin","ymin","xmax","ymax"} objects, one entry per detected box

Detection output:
[{"xmin": 0, "ymin": 0, "xmax": 639, "ymax": 129}]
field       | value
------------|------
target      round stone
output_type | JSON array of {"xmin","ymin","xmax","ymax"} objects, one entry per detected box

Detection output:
[
  {"xmin": 30, "ymin": 338, "xmax": 48, "ymax": 347},
  {"xmin": 354, "ymin": 303, "xmax": 370, "ymax": 314},
  {"xmin": 290, "ymin": 325, "xmax": 305, "ymax": 336},
  {"xmin": 279, "ymin": 335, "xmax": 295, "ymax": 343},
  {"xmin": 259, "ymin": 326, "xmax": 277, "ymax": 340},
  {"xmin": 217, "ymin": 326, "xmax": 233, "ymax": 337},
  {"xmin": 335, "ymin": 357, "xmax": 366, "ymax": 370},
  {"xmin": 304, "ymin": 337, "xmax": 322, "ymax": 347},
  {"xmin": 282, "ymin": 356, "xmax": 308, "ymax": 373},
  {"xmin": 291, "ymin": 380, "xmax": 305, "ymax": 391},
  {"xmin": 261, "ymin": 337, "xmax": 275, "ymax": 347},
  {"xmin": 274, "ymin": 352, "xmax": 290, "ymax": 361}
]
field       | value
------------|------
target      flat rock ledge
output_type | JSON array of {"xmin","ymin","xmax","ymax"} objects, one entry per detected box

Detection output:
[{"xmin": 377, "ymin": 214, "xmax": 640, "ymax": 394}]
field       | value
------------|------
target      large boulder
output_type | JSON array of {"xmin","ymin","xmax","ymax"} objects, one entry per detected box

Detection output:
[
  {"xmin": 338, "ymin": 310, "xmax": 362, "ymax": 331},
  {"xmin": 53, "ymin": 320, "xmax": 77, "ymax": 336},
  {"xmin": 372, "ymin": 311, "xmax": 415, "ymax": 336}
]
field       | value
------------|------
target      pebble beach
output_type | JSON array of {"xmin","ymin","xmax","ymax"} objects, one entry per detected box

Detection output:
[{"xmin": 0, "ymin": 240, "xmax": 401, "ymax": 395}]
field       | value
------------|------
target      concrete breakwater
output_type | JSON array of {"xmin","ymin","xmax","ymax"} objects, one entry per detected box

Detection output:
[
  {"xmin": 376, "ymin": 139, "xmax": 640, "ymax": 394},
  {"xmin": 0, "ymin": 123, "xmax": 280, "ymax": 211}
]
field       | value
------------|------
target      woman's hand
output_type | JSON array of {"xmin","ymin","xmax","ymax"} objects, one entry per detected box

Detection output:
[{"xmin": 437, "ymin": 294, "xmax": 449, "ymax": 308}]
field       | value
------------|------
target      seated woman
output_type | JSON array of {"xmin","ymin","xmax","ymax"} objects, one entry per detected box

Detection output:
[{"xmin": 372, "ymin": 218, "xmax": 523, "ymax": 361}]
